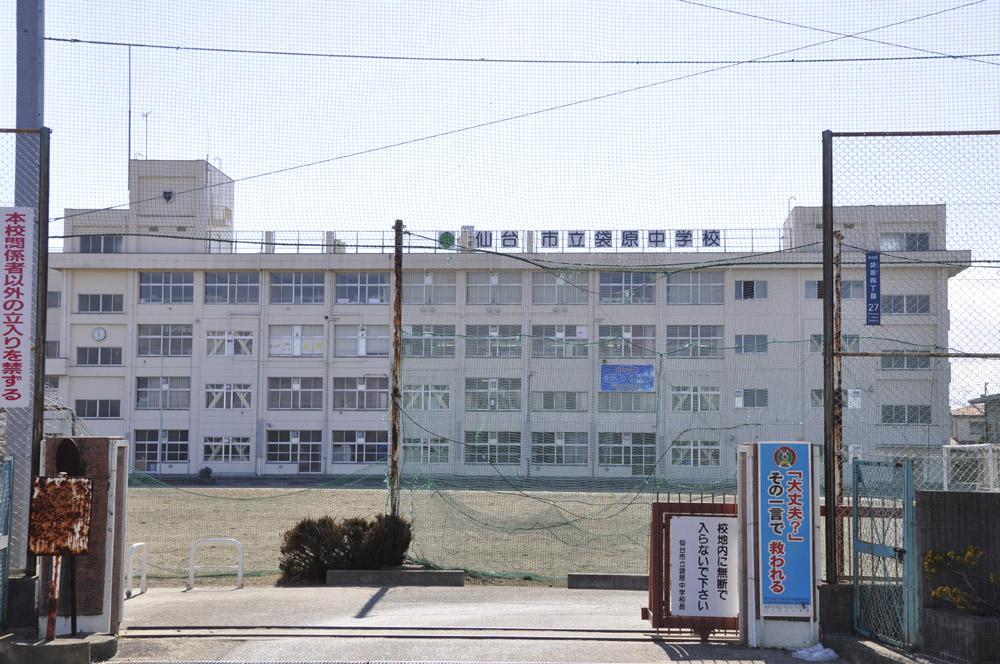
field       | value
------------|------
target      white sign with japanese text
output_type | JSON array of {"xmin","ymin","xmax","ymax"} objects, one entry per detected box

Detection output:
[
  {"xmin": 1, "ymin": 208, "xmax": 34, "ymax": 408},
  {"xmin": 670, "ymin": 515, "xmax": 739, "ymax": 618}
]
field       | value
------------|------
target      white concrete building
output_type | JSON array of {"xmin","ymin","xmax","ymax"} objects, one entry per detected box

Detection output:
[{"xmin": 44, "ymin": 160, "xmax": 971, "ymax": 480}]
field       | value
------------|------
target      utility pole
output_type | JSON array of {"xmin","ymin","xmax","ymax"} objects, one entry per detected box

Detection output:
[{"xmin": 389, "ymin": 220, "xmax": 403, "ymax": 517}]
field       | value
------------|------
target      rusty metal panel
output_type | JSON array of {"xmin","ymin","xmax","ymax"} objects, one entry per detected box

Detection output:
[{"xmin": 28, "ymin": 476, "xmax": 93, "ymax": 555}]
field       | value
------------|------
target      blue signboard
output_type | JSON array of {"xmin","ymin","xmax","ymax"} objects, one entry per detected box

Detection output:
[
  {"xmin": 866, "ymin": 252, "xmax": 881, "ymax": 326},
  {"xmin": 758, "ymin": 442, "xmax": 813, "ymax": 617},
  {"xmin": 600, "ymin": 364, "xmax": 655, "ymax": 392}
]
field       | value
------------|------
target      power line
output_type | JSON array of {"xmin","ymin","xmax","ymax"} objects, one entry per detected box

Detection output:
[
  {"xmin": 53, "ymin": 2, "xmax": 983, "ymax": 224},
  {"xmin": 676, "ymin": 0, "xmax": 999, "ymax": 67},
  {"xmin": 45, "ymin": 36, "xmax": 1000, "ymax": 65}
]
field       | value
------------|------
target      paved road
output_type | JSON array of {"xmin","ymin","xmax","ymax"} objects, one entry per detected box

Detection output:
[{"xmin": 113, "ymin": 586, "xmax": 842, "ymax": 663}]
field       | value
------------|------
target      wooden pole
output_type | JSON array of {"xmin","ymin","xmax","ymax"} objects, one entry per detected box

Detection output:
[
  {"xmin": 389, "ymin": 220, "xmax": 403, "ymax": 518},
  {"xmin": 46, "ymin": 555, "xmax": 61, "ymax": 641}
]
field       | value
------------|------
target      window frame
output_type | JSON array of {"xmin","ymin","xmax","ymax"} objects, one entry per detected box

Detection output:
[
  {"xmin": 598, "ymin": 271, "xmax": 656, "ymax": 305},
  {"xmin": 204, "ymin": 271, "xmax": 260, "ymax": 304},
  {"xmin": 598, "ymin": 324, "xmax": 656, "ymax": 358},
  {"xmin": 335, "ymin": 271, "xmax": 390, "ymax": 304},
  {"xmin": 269, "ymin": 271, "xmax": 325, "ymax": 304},
  {"xmin": 138, "ymin": 272, "xmax": 194, "ymax": 304},
  {"xmin": 137, "ymin": 323, "xmax": 193, "ymax": 357}
]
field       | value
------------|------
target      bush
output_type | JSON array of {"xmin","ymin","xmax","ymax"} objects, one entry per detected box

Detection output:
[
  {"xmin": 279, "ymin": 514, "xmax": 413, "ymax": 584},
  {"xmin": 198, "ymin": 466, "xmax": 212, "ymax": 479}
]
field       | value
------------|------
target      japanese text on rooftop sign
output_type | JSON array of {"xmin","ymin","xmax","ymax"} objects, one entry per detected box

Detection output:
[
  {"xmin": 866, "ymin": 252, "xmax": 881, "ymax": 326},
  {"xmin": 670, "ymin": 515, "xmax": 738, "ymax": 618},
  {"xmin": 1, "ymin": 208, "xmax": 34, "ymax": 408},
  {"xmin": 758, "ymin": 442, "xmax": 813, "ymax": 617}
]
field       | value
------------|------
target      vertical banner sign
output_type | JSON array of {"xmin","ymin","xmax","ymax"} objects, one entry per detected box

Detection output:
[
  {"xmin": 669, "ymin": 515, "xmax": 739, "ymax": 618},
  {"xmin": 1, "ymin": 208, "xmax": 34, "ymax": 408},
  {"xmin": 866, "ymin": 251, "xmax": 881, "ymax": 326},
  {"xmin": 758, "ymin": 442, "xmax": 813, "ymax": 617}
]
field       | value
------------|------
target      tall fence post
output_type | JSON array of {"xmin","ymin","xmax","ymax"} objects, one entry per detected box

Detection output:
[
  {"xmin": 389, "ymin": 219, "xmax": 403, "ymax": 517},
  {"xmin": 822, "ymin": 129, "xmax": 838, "ymax": 584}
]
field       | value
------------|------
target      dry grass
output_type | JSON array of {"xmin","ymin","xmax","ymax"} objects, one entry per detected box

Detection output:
[{"xmin": 126, "ymin": 485, "xmax": 657, "ymax": 583}]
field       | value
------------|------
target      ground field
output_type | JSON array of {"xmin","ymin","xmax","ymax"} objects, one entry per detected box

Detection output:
[{"xmin": 126, "ymin": 483, "xmax": 666, "ymax": 583}]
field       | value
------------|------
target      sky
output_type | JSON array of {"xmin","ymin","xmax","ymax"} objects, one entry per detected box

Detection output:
[{"xmin": 2, "ymin": 0, "xmax": 1000, "ymax": 403}]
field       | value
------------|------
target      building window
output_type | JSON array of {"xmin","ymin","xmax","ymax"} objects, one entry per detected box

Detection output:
[
  {"xmin": 206, "ymin": 330, "xmax": 253, "ymax": 357},
  {"xmin": 810, "ymin": 388, "xmax": 862, "ymax": 409},
  {"xmin": 597, "ymin": 432, "xmax": 656, "ymax": 475},
  {"xmin": 880, "ymin": 232, "xmax": 929, "ymax": 252},
  {"xmin": 161, "ymin": 429, "xmax": 190, "ymax": 462},
  {"xmin": 598, "ymin": 392, "xmax": 655, "ymax": 412},
  {"xmin": 529, "ymin": 391, "xmax": 587, "ymax": 411},
  {"xmin": 403, "ymin": 437, "xmax": 450, "ymax": 464},
  {"xmin": 402, "ymin": 384, "xmax": 450, "ymax": 410},
  {"xmin": 531, "ymin": 325, "xmax": 588, "ymax": 358},
  {"xmin": 203, "ymin": 436, "xmax": 251, "ymax": 463},
  {"xmin": 881, "ymin": 404, "xmax": 932, "ymax": 425},
  {"xmin": 335, "ymin": 272, "xmax": 389, "ymax": 304},
  {"xmin": 267, "ymin": 377, "xmax": 323, "ymax": 410},
  {"xmin": 403, "ymin": 325, "xmax": 455, "ymax": 358},
  {"xmin": 599, "ymin": 325, "xmax": 655, "ymax": 358},
  {"xmin": 75, "ymin": 399, "xmax": 121, "ymax": 419},
  {"xmin": 138, "ymin": 324, "xmax": 193, "ymax": 356},
  {"xmin": 809, "ymin": 334, "xmax": 860, "ymax": 352},
  {"xmin": 139, "ymin": 272, "xmax": 194, "ymax": 304},
  {"xmin": 76, "ymin": 346, "xmax": 122, "ymax": 366},
  {"xmin": 331, "ymin": 430, "xmax": 389, "ymax": 463},
  {"xmin": 466, "ymin": 271, "xmax": 522, "ymax": 305},
  {"xmin": 136, "ymin": 376, "xmax": 191, "ymax": 410},
  {"xmin": 334, "ymin": 325, "xmax": 389, "ymax": 357},
  {"xmin": 205, "ymin": 383, "xmax": 252, "ymax": 409},
  {"xmin": 465, "ymin": 325, "xmax": 522, "ymax": 358},
  {"xmin": 841, "ymin": 280, "xmax": 864, "ymax": 299},
  {"xmin": 265, "ymin": 430, "xmax": 323, "ymax": 471},
  {"xmin": 205, "ymin": 271, "xmax": 259, "ymax": 304},
  {"xmin": 269, "ymin": 325, "xmax": 326, "ymax": 357},
  {"xmin": 133, "ymin": 430, "xmax": 161, "ymax": 471},
  {"xmin": 734, "ymin": 280, "xmax": 767, "ymax": 300},
  {"xmin": 531, "ymin": 271, "xmax": 588, "ymax": 305},
  {"xmin": 332, "ymin": 376, "xmax": 389, "ymax": 410},
  {"xmin": 465, "ymin": 378, "xmax": 521, "ymax": 411},
  {"xmin": 735, "ymin": 334, "xmax": 768, "ymax": 354},
  {"xmin": 530, "ymin": 432, "xmax": 588, "ymax": 465},
  {"xmin": 269, "ymin": 324, "xmax": 324, "ymax": 356},
  {"xmin": 666, "ymin": 271, "xmax": 724, "ymax": 305},
  {"xmin": 44, "ymin": 340, "xmax": 60, "ymax": 358},
  {"xmin": 402, "ymin": 271, "xmax": 456, "ymax": 305},
  {"xmin": 881, "ymin": 353, "xmax": 931, "ymax": 370},
  {"xmin": 78, "ymin": 294, "xmax": 123, "ymax": 313},
  {"xmin": 671, "ymin": 386, "xmax": 720, "ymax": 412},
  {"xmin": 269, "ymin": 272, "xmax": 324, "ymax": 304},
  {"xmin": 464, "ymin": 431, "xmax": 521, "ymax": 465},
  {"xmin": 666, "ymin": 325, "xmax": 723, "ymax": 358},
  {"xmin": 884, "ymin": 295, "xmax": 930, "ymax": 314},
  {"xmin": 80, "ymin": 234, "xmax": 124, "ymax": 253},
  {"xmin": 44, "ymin": 375, "xmax": 59, "ymax": 390},
  {"xmin": 671, "ymin": 440, "xmax": 720, "ymax": 467},
  {"xmin": 46, "ymin": 291, "xmax": 61, "ymax": 308},
  {"xmin": 598, "ymin": 271, "xmax": 656, "ymax": 304},
  {"xmin": 969, "ymin": 421, "xmax": 987, "ymax": 438},
  {"xmin": 735, "ymin": 389, "xmax": 768, "ymax": 408}
]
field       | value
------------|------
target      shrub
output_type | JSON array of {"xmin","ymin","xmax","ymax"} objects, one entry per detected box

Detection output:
[
  {"xmin": 924, "ymin": 546, "xmax": 1000, "ymax": 616},
  {"xmin": 279, "ymin": 514, "xmax": 413, "ymax": 584},
  {"xmin": 197, "ymin": 466, "xmax": 212, "ymax": 479}
]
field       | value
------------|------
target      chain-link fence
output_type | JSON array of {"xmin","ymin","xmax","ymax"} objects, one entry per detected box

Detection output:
[
  {"xmin": 0, "ymin": 128, "xmax": 47, "ymax": 573},
  {"xmin": 829, "ymin": 131, "xmax": 1000, "ymax": 581}
]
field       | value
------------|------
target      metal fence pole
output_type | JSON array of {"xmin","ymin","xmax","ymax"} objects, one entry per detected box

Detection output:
[
  {"xmin": 822, "ymin": 129, "xmax": 838, "ymax": 584},
  {"xmin": 389, "ymin": 219, "xmax": 403, "ymax": 517}
]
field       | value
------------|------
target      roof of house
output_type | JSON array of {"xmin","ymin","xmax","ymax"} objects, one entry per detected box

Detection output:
[{"xmin": 952, "ymin": 404, "xmax": 986, "ymax": 417}]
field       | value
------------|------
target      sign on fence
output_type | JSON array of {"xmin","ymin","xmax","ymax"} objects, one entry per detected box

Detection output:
[
  {"xmin": 0, "ymin": 208, "xmax": 35, "ymax": 408},
  {"xmin": 758, "ymin": 442, "xmax": 813, "ymax": 618},
  {"xmin": 669, "ymin": 515, "xmax": 738, "ymax": 618}
]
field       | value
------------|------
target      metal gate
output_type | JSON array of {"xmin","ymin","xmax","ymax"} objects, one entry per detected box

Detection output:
[{"xmin": 852, "ymin": 459, "xmax": 918, "ymax": 647}]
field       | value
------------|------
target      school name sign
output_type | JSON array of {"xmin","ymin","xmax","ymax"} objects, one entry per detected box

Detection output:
[{"xmin": 440, "ymin": 228, "xmax": 725, "ymax": 251}]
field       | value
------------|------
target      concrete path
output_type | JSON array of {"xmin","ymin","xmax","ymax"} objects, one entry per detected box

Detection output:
[{"xmin": 113, "ymin": 586, "xmax": 844, "ymax": 663}]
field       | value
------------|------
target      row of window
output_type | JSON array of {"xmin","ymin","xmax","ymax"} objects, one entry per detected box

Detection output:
[
  {"xmin": 77, "ymin": 383, "xmax": 932, "ymax": 418},
  {"xmin": 46, "ymin": 271, "xmax": 936, "ymax": 308},
  {"xmin": 130, "ymin": 428, "xmax": 718, "ymax": 471},
  {"xmin": 49, "ymin": 325, "xmax": 936, "ymax": 363}
]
